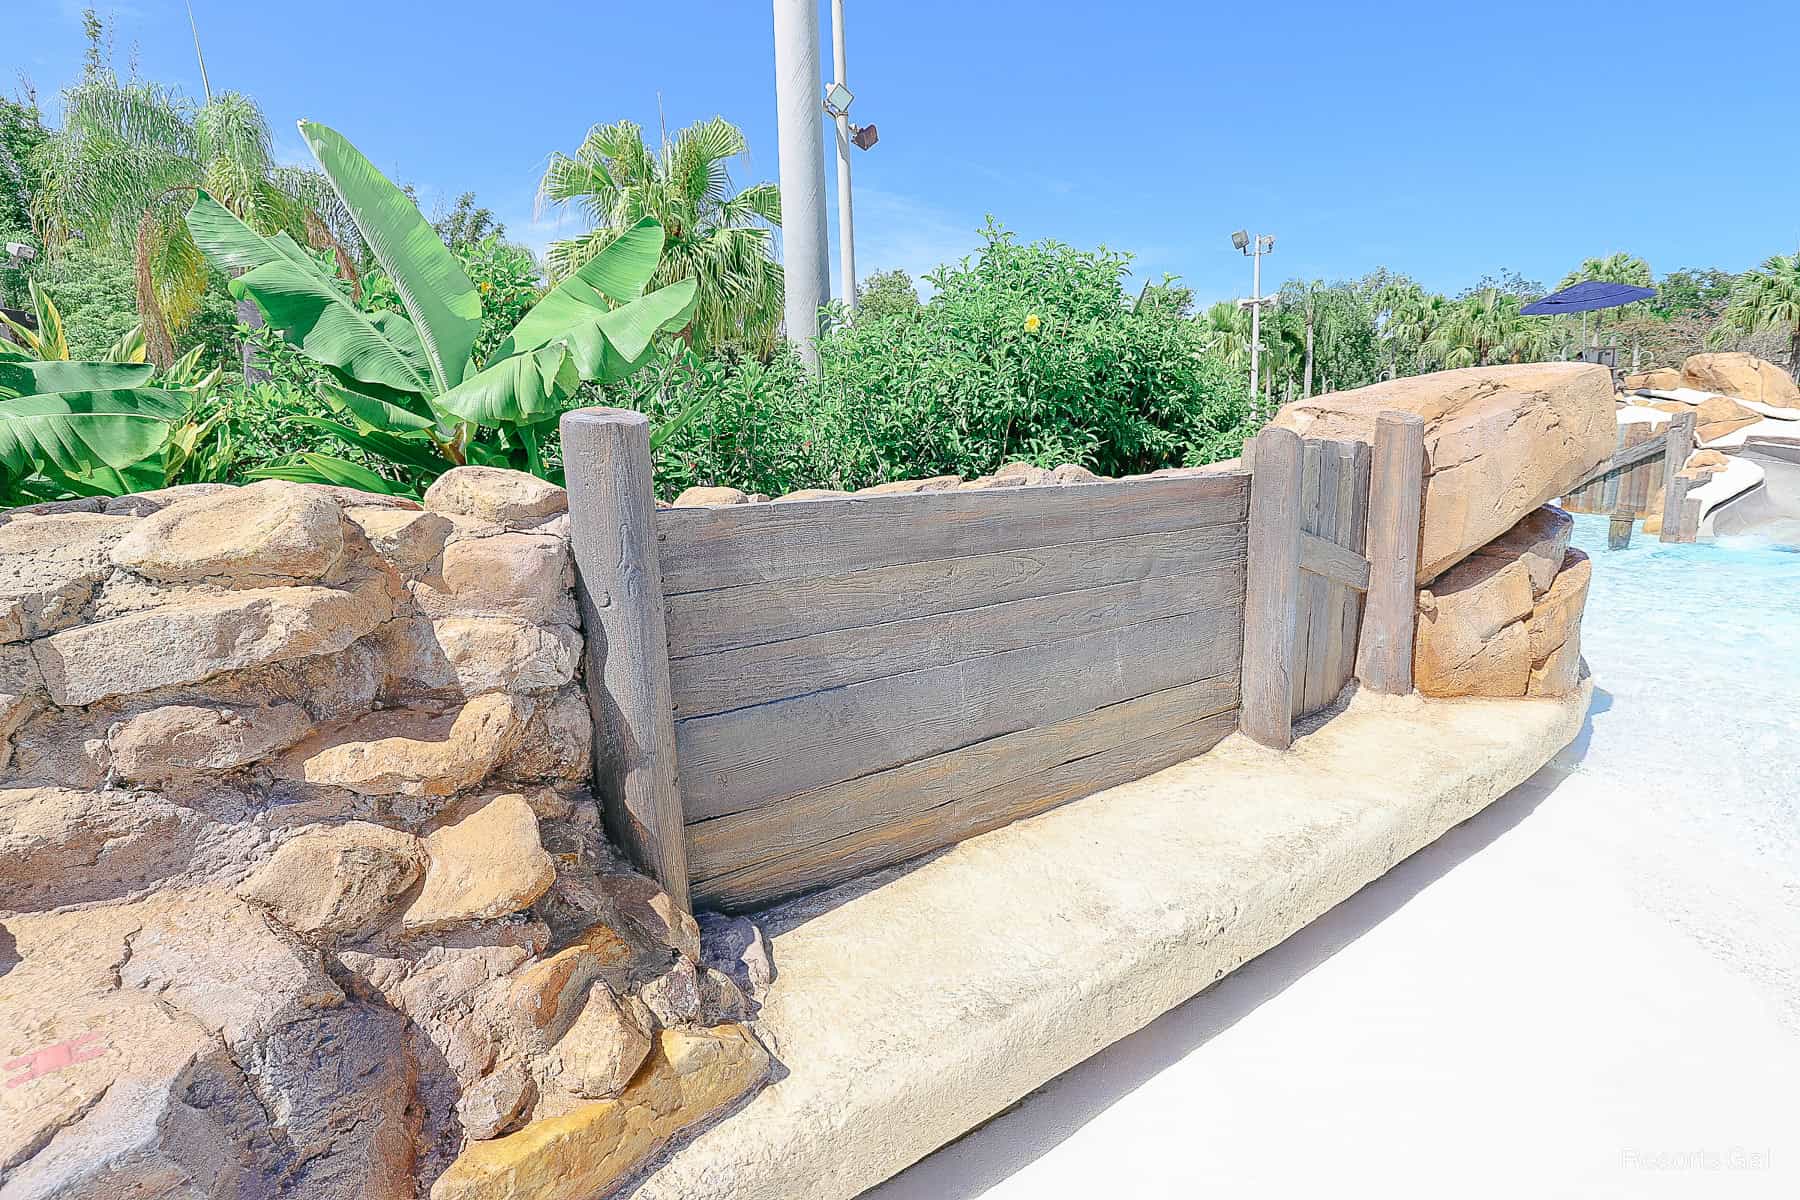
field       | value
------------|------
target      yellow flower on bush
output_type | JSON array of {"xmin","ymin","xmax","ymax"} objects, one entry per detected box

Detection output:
[
  {"xmin": 1023, "ymin": 313, "xmax": 1041, "ymax": 333},
  {"xmin": 479, "ymin": 280, "xmax": 492, "ymax": 295}
]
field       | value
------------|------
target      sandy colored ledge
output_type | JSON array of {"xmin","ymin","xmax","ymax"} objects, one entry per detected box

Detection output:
[{"xmin": 626, "ymin": 679, "xmax": 1591, "ymax": 1200}]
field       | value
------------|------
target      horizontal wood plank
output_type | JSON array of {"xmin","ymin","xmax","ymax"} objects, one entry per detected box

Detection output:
[
  {"xmin": 686, "ymin": 671, "xmax": 1240, "ymax": 881},
  {"xmin": 670, "ymin": 563, "xmax": 1244, "ymax": 719},
  {"xmin": 1568, "ymin": 433, "xmax": 1667, "ymax": 492},
  {"xmin": 692, "ymin": 706, "xmax": 1240, "ymax": 910},
  {"xmin": 656, "ymin": 472, "xmax": 1250, "ymax": 594},
  {"xmin": 675, "ymin": 604, "xmax": 1246, "ymax": 821},
  {"xmin": 666, "ymin": 519, "xmax": 1247, "ymax": 660},
  {"xmin": 1298, "ymin": 529, "xmax": 1370, "ymax": 592}
]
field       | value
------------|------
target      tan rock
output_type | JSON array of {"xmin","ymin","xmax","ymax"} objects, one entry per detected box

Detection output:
[
  {"xmin": 429, "ymin": 1025, "xmax": 771, "ymax": 1200},
  {"xmin": 856, "ymin": 475, "xmax": 962, "ymax": 495},
  {"xmin": 109, "ymin": 479, "xmax": 348, "ymax": 588},
  {"xmin": 459, "ymin": 1061, "xmax": 533, "ymax": 1140},
  {"xmin": 425, "ymin": 466, "xmax": 568, "ymax": 526},
  {"xmin": 235, "ymin": 821, "xmax": 425, "ymax": 938},
  {"xmin": 1683, "ymin": 449, "xmax": 1730, "ymax": 474},
  {"xmin": 0, "ymin": 513, "xmax": 137, "ymax": 643},
  {"xmin": 1051, "ymin": 463, "xmax": 1102, "ymax": 484},
  {"xmin": 1273, "ymin": 363, "xmax": 1615, "ymax": 581},
  {"xmin": 32, "ymin": 583, "xmax": 390, "ymax": 707},
  {"xmin": 0, "ymin": 785, "xmax": 206, "ymax": 910},
  {"xmin": 501, "ymin": 686, "xmax": 593, "ymax": 785},
  {"xmin": 109, "ymin": 701, "xmax": 314, "ymax": 784},
  {"xmin": 1681, "ymin": 352, "xmax": 1800, "ymax": 408},
  {"xmin": 1646, "ymin": 398, "xmax": 1692, "ymax": 415},
  {"xmin": 403, "ymin": 793, "xmax": 556, "ymax": 933},
  {"xmin": 433, "ymin": 617, "xmax": 583, "ymax": 696},
  {"xmin": 773, "ymin": 488, "xmax": 853, "ymax": 502},
  {"xmin": 641, "ymin": 957, "xmax": 702, "ymax": 1027},
  {"xmin": 957, "ymin": 474, "xmax": 1029, "ymax": 490},
  {"xmin": 274, "ymin": 693, "xmax": 529, "ymax": 798},
  {"xmin": 1524, "ymin": 549, "xmax": 1591, "ymax": 698},
  {"xmin": 414, "ymin": 531, "xmax": 575, "ymax": 625},
  {"xmin": 673, "ymin": 486, "xmax": 748, "ymax": 507},
  {"xmin": 348, "ymin": 506, "xmax": 455, "ymax": 574},
  {"xmin": 1623, "ymin": 367, "xmax": 1684, "ymax": 391},
  {"xmin": 1468, "ymin": 505, "xmax": 1574, "ymax": 598},
  {"xmin": 538, "ymin": 982, "xmax": 652, "ymax": 1101},
  {"xmin": 1413, "ymin": 553, "xmax": 1536, "ymax": 699},
  {"xmin": 993, "ymin": 461, "xmax": 1056, "ymax": 485},
  {"xmin": 1695, "ymin": 393, "xmax": 1755, "ymax": 425},
  {"xmin": 1698, "ymin": 416, "xmax": 1761, "ymax": 444}
]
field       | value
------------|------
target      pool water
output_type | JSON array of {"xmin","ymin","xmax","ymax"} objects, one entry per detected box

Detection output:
[{"xmin": 1557, "ymin": 513, "xmax": 1800, "ymax": 1022}]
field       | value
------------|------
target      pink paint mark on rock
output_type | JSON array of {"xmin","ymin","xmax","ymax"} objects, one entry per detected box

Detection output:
[{"xmin": 4, "ymin": 1031, "xmax": 107, "ymax": 1088}]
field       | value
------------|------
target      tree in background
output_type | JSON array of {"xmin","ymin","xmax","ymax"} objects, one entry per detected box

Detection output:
[
  {"xmin": 857, "ymin": 269, "xmax": 920, "ymax": 320},
  {"xmin": 1716, "ymin": 253, "xmax": 1800, "ymax": 371},
  {"xmin": 1, "ymin": 92, "xmax": 48, "ymax": 309},
  {"xmin": 1425, "ymin": 287, "xmax": 1554, "ymax": 369},
  {"xmin": 539, "ymin": 116, "xmax": 782, "ymax": 354}
]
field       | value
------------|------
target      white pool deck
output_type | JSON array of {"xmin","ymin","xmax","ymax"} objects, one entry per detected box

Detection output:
[{"xmin": 867, "ymin": 522, "xmax": 1800, "ymax": 1200}]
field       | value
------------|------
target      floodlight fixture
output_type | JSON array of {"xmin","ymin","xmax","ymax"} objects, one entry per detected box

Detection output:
[
  {"xmin": 851, "ymin": 123, "xmax": 879, "ymax": 150},
  {"xmin": 1231, "ymin": 230, "xmax": 1249, "ymax": 252},
  {"xmin": 824, "ymin": 82, "xmax": 854, "ymax": 117}
]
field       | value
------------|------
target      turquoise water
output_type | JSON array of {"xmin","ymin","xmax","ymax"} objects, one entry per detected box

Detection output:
[{"xmin": 1555, "ymin": 507, "xmax": 1792, "ymax": 899}]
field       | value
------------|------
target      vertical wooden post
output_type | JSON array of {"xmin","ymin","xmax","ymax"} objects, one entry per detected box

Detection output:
[
  {"xmin": 1356, "ymin": 410, "xmax": 1425, "ymax": 695},
  {"xmin": 1659, "ymin": 410, "xmax": 1697, "ymax": 544},
  {"xmin": 1607, "ymin": 498, "xmax": 1635, "ymax": 550},
  {"xmin": 1240, "ymin": 425, "xmax": 1304, "ymax": 750},
  {"xmin": 560, "ymin": 407, "xmax": 691, "ymax": 911}
]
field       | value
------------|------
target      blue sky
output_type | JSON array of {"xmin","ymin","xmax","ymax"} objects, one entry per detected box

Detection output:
[{"xmin": 12, "ymin": 0, "xmax": 1800, "ymax": 306}]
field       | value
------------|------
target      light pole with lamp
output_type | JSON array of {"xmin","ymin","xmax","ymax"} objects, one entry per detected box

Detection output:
[
  {"xmin": 822, "ymin": 0, "xmax": 878, "ymax": 319},
  {"xmin": 1233, "ymin": 230, "xmax": 1276, "ymax": 418}
]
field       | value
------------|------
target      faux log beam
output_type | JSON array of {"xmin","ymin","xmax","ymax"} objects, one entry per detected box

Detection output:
[
  {"xmin": 1356, "ymin": 411, "xmax": 1425, "ymax": 696},
  {"xmin": 1240, "ymin": 425, "xmax": 1304, "ymax": 749},
  {"xmin": 1658, "ymin": 410, "xmax": 1697, "ymax": 544}
]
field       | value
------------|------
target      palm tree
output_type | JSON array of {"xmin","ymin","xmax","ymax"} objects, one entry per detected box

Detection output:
[
  {"xmin": 539, "ymin": 116, "xmax": 782, "ymax": 354},
  {"xmin": 1558, "ymin": 252, "xmax": 1653, "ymax": 348},
  {"xmin": 1425, "ymin": 288, "xmax": 1554, "ymax": 369},
  {"xmin": 1716, "ymin": 253, "xmax": 1800, "ymax": 373},
  {"xmin": 32, "ymin": 71, "xmax": 325, "ymax": 367}
]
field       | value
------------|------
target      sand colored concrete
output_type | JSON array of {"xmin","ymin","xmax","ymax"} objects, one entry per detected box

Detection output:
[{"xmin": 626, "ymin": 682, "xmax": 1590, "ymax": 1200}]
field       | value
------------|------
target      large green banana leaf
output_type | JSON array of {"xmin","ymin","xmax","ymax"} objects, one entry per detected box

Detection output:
[
  {"xmin": 0, "ymin": 389, "xmax": 189, "ymax": 481},
  {"xmin": 494, "ymin": 220, "xmax": 675, "ymax": 361},
  {"xmin": 250, "ymin": 453, "xmax": 406, "ymax": 495},
  {"xmin": 433, "ymin": 343, "xmax": 579, "ymax": 426},
  {"xmin": 565, "ymin": 278, "xmax": 700, "ymax": 383},
  {"xmin": 300, "ymin": 121, "xmax": 482, "ymax": 394},
  {"xmin": 0, "ymin": 360, "xmax": 156, "ymax": 400},
  {"xmin": 187, "ymin": 190, "xmax": 432, "ymax": 398}
]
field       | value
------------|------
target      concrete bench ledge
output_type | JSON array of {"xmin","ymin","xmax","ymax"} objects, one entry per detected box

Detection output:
[{"xmin": 628, "ymin": 680, "xmax": 1592, "ymax": 1200}]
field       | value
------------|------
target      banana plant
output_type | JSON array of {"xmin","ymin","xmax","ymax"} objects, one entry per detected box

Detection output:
[
  {"xmin": 185, "ymin": 120, "xmax": 698, "ymax": 494},
  {"xmin": 0, "ymin": 346, "xmax": 228, "ymax": 504},
  {"xmin": 0, "ymin": 281, "xmax": 148, "ymax": 365}
]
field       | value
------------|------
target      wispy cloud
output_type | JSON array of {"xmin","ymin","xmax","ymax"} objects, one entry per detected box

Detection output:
[{"xmin": 837, "ymin": 186, "xmax": 984, "ymax": 293}]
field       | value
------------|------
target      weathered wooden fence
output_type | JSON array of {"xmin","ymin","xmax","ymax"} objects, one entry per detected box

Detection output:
[
  {"xmin": 1561, "ymin": 410, "xmax": 1699, "ymax": 545},
  {"xmin": 1239, "ymin": 413, "xmax": 1424, "ymax": 751},
  {"xmin": 564, "ymin": 408, "xmax": 1251, "ymax": 912}
]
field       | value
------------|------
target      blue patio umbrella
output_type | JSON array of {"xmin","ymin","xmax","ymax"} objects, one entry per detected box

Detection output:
[{"xmin": 1520, "ymin": 279, "xmax": 1656, "ymax": 315}]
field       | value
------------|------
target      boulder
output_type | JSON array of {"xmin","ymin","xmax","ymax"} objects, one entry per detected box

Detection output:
[
  {"xmin": 402, "ymin": 793, "xmax": 556, "ymax": 933},
  {"xmin": 1683, "ymin": 449, "xmax": 1730, "ymax": 475},
  {"xmin": 1525, "ymin": 549, "xmax": 1591, "ymax": 698},
  {"xmin": 235, "ymin": 821, "xmax": 426, "ymax": 939},
  {"xmin": 1051, "ymin": 463, "xmax": 1103, "ymax": 484},
  {"xmin": 432, "ymin": 617, "xmax": 583, "ymax": 696},
  {"xmin": 273, "ymin": 693, "xmax": 529, "ymax": 799},
  {"xmin": 425, "ymin": 467, "xmax": 568, "ymax": 527},
  {"xmin": 993, "ymin": 461, "xmax": 1056, "ymax": 486},
  {"xmin": 110, "ymin": 480, "xmax": 349, "ymax": 589},
  {"xmin": 1272, "ymin": 363, "xmax": 1615, "ymax": 581},
  {"xmin": 32, "ymin": 583, "xmax": 391, "ymax": 707},
  {"xmin": 535, "ymin": 981, "xmax": 652, "ymax": 1101},
  {"xmin": 672, "ymin": 486, "xmax": 748, "ymax": 507},
  {"xmin": 773, "ymin": 488, "xmax": 853, "ymax": 502},
  {"xmin": 0, "ymin": 513, "xmax": 136, "ymax": 643},
  {"xmin": 109, "ymin": 701, "xmax": 314, "ymax": 785},
  {"xmin": 458, "ymin": 1062, "xmax": 534, "ymax": 1141},
  {"xmin": 1466, "ymin": 505, "xmax": 1573, "ymax": 597},
  {"xmin": 0, "ymin": 785, "xmax": 207, "ymax": 910},
  {"xmin": 1680, "ymin": 352, "xmax": 1800, "ymax": 408},
  {"xmin": 1623, "ymin": 367, "xmax": 1684, "ymax": 391},
  {"xmin": 347, "ymin": 506, "xmax": 455, "ymax": 575},
  {"xmin": 856, "ymin": 476, "xmax": 962, "ymax": 495},
  {"xmin": 428, "ymin": 1025, "xmax": 771, "ymax": 1200},
  {"xmin": 414, "ymin": 532, "xmax": 575, "ymax": 625}
]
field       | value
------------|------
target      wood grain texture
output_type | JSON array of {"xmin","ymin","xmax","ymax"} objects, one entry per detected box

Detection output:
[
  {"xmin": 1240, "ymin": 425, "xmax": 1305, "ymax": 749},
  {"xmin": 665, "ymin": 520, "xmax": 1247, "ymax": 659},
  {"xmin": 560, "ymin": 407, "xmax": 690, "ymax": 910},
  {"xmin": 1302, "ymin": 442, "xmax": 1347, "ymax": 716},
  {"xmin": 675, "ymin": 602, "xmax": 1245, "ymax": 821},
  {"xmin": 655, "ymin": 472, "xmax": 1250, "ymax": 594},
  {"xmin": 1659, "ymin": 410, "xmax": 1697, "ymax": 541},
  {"xmin": 1330, "ymin": 440, "xmax": 1372, "ymax": 700},
  {"xmin": 669, "ymin": 563, "xmax": 1244, "ymax": 719},
  {"xmin": 692, "ymin": 706, "xmax": 1241, "ymax": 911},
  {"xmin": 686, "ymin": 671, "xmax": 1240, "ymax": 884},
  {"xmin": 1290, "ymin": 440, "xmax": 1328, "ymax": 720},
  {"xmin": 1299, "ymin": 530, "xmax": 1370, "ymax": 592},
  {"xmin": 1356, "ymin": 411, "xmax": 1424, "ymax": 695}
]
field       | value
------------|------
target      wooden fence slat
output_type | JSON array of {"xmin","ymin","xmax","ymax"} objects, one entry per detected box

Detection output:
[
  {"xmin": 1356, "ymin": 411, "xmax": 1425, "ymax": 695},
  {"xmin": 1299, "ymin": 442, "xmax": 1342, "ymax": 716},
  {"xmin": 1240, "ymin": 426, "xmax": 1305, "ymax": 749},
  {"xmin": 1290, "ymin": 440, "xmax": 1327, "ymax": 719},
  {"xmin": 1659, "ymin": 411, "xmax": 1697, "ymax": 543},
  {"xmin": 656, "ymin": 472, "xmax": 1250, "ymax": 593},
  {"xmin": 665, "ymin": 520, "xmax": 1246, "ymax": 659},
  {"xmin": 560, "ymin": 407, "xmax": 690, "ymax": 910},
  {"xmin": 676, "ymin": 603, "xmax": 1245, "ymax": 822},
  {"xmin": 1328, "ymin": 440, "xmax": 1373, "ymax": 702},
  {"xmin": 1299, "ymin": 531, "xmax": 1370, "ymax": 591},
  {"xmin": 668, "ymin": 565, "xmax": 1242, "ymax": 719},
  {"xmin": 686, "ymin": 672, "xmax": 1239, "ymax": 885}
]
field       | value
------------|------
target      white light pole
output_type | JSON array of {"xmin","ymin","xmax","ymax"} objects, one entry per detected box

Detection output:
[
  {"xmin": 1233, "ymin": 230, "xmax": 1277, "ymax": 418},
  {"xmin": 772, "ymin": 0, "xmax": 831, "ymax": 366},
  {"xmin": 829, "ymin": 0, "xmax": 856, "ymax": 315}
]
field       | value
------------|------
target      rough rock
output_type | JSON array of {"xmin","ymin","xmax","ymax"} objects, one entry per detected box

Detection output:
[
  {"xmin": 109, "ymin": 701, "xmax": 314, "ymax": 785},
  {"xmin": 1413, "ymin": 549, "xmax": 1536, "ymax": 699},
  {"xmin": 1051, "ymin": 463, "xmax": 1102, "ymax": 484},
  {"xmin": 1681, "ymin": 352, "xmax": 1800, "ymax": 408},
  {"xmin": 109, "ymin": 479, "xmax": 348, "ymax": 588},
  {"xmin": 957, "ymin": 474, "xmax": 1030, "ymax": 490},
  {"xmin": 641, "ymin": 958, "xmax": 703, "ymax": 1027},
  {"xmin": 773, "ymin": 488, "xmax": 853, "ymax": 502},
  {"xmin": 856, "ymin": 476, "xmax": 961, "ymax": 495},
  {"xmin": 432, "ymin": 617, "xmax": 582, "ymax": 696},
  {"xmin": 1467, "ymin": 504, "xmax": 1573, "ymax": 597},
  {"xmin": 33, "ymin": 584, "xmax": 390, "ymax": 707},
  {"xmin": 0, "ymin": 786, "xmax": 208, "ymax": 910},
  {"xmin": 1623, "ymin": 367, "xmax": 1684, "ymax": 391},
  {"xmin": 698, "ymin": 913, "xmax": 777, "ymax": 1006},
  {"xmin": 994, "ymin": 461, "xmax": 1056, "ymax": 485},
  {"xmin": 1682, "ymin": 449, "xmax": 1730, "ymax": 476},
  {"xmin": 348, "ymin": 507, "xmax": 455, "ymax": 575},
  {"xmin": 672, "ymin": 486, "xmax": 748, "ymax": 507},
  {"xmin": 458, "ymin": 1062, "xmax": 533, "ymax": 1141},
  {"xmin": 536, "ymin": 982, "xmax": 652, "ymax": 1101},
  {"xmin": 274, "ymin": 694, "xmax": 529, "ymax": 799},
  {"xmin": 414, "ymin": 532, "xmax": 575, "ymax": 625},
  {"xmin": 428, "ymin": 1025, "xmax": 771, "ymax": 1200},
  {"xmin": 1525, "ymin": 549, "xmax": 1591, "ymax": 698},
  {"xmin": 424, "ymin": 467, "xmax": 568, "ymax": 527},
  {"xmin": 99, "ymin": 481, "xmax": 236, "ymax": 516},
  {"xmin": 0, "ymin": 513, "xmax": 136, "ymax": 643},
  {"xmin": 1272, "ymin": 363, "xmax": 1615, "ymax": 581},
  {"xmin": 236, "ymin": 821, "xmax": 426, "ymax": 939},
  {"xmin": 403, "ymin": 793, "xmax": 556, "ymax": 933}
]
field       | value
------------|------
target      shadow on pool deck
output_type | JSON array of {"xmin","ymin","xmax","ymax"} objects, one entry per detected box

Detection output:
[{"xmin": 864, "ymin": 738, "xmax": 1588, "ymax": 1199}]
